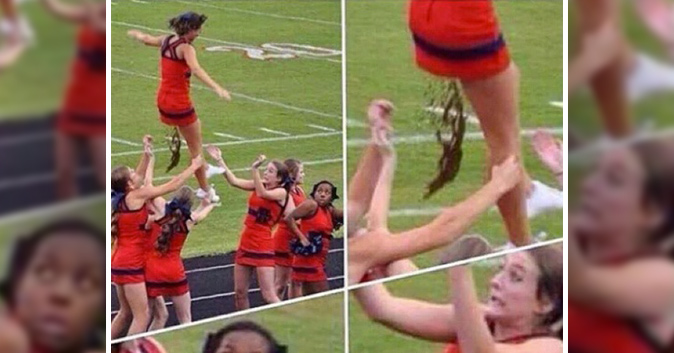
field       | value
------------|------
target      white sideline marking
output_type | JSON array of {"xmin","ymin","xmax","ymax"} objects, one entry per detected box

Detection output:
[
  {"xmin": 213, "ymin": 132, "xmax": 245, "ymax": 141},
  {"xmin": 389, "ymin": 207, "xmax": 444, "ymax": 217},
  {"xmin": 111, "ymin": 275, "xmax": 344, "ymax": 313},
  {"xmin": 112, "ymin": 21, "xmax": 340, "ymax": 63},
  {"xmin": 259, "ymin": 127, "xmax": 291, "ymax": 136},
  {"xmin": 175, "ymin": 0, "xmax": 340, "ymax": 26},
  {"xmin": 307, "ymin": 124, "xmax": 337, "ymax": 132},
  {"xmin": 549, "ymin": 101, "xmax": 563, "ymax": 108},
  {"xmin": 425, "ymin": 106, "xmax": 480, "ymax": 125},
  {"xmin": 111, "ymin": 137, "xmax": 142, "ymax": 147},
  {"xmin": 112, "ymin": 67, "xmax": 341, "ymax": 120},
  {"xmin": 152, "ymin": 157, "xmax": 343, "ymax": 181},
  {"xmin": 347, "ymin": 127, "xmax": 564, "ymax": 147},
  {"xmin": 114, "ymin": 131, "xmax": 340, "ymax": 157}
]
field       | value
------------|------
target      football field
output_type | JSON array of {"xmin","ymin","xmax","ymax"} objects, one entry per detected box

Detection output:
[
  {"xmin": 346, "ymin": 0, "xmax": 564, "ymax": 270},
  {"xmin": 111, "ymin": 0, "xmax": 343, "ymax": 257}
]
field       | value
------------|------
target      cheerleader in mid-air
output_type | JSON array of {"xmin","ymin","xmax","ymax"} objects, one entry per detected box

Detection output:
[
  {"xmin": 111, "ymin": 136, "xmax": 204, "ymax": 338},
  {"xmin": 348, "ymin": 100, "xmax": 522, "ymax": 284},
  {"xmin": 206, "ymin": 146, "xmax": 294, "ymax": 310},
  {"xmin": 144, "ymin": 187, "xmax": 217, "ymax": 329},
  {"xmin": 285, "ymin": 180, "xmax": 342, "ymax": 296},
  {"xmin": 128, "ymin": 11, "xmax": 230, "ymax": 203},
  {"xmin": 355, "ymin": 246, "xmax": 563, "ymax": 353},
  {"xmin": 273, "ymin": 159, "xmax": 307, "ymax": 299}
]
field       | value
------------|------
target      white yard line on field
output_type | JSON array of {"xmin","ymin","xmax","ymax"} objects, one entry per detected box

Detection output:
[
  {"xmin": 307, "ymin": 124, "xmax": 338, "ymax": 132},
  {"xmin": 175, "ymin": 0, "xmax": 340, "ymax": 26},
  {"xmin": 549, "ymin": 101, "xmax": 563, "ymax": 108},
  {"xmin": 425, "ymin": 106, "xmax": 480, "ymax": 125},
  {"xmin": 164, "ymin": 136, "xmax": 187, "ymax": 144},
  {"xmin": 111, "ymin": 137, "xmax": 142, "ymax": 147},
  {"xmin": 112, "ymin": 67, "xmax": 341, "ymax": 120},
  {"xmin": 213, "ymin": 132, "xmax": 246, "ymax": 141},
  {"xmin": 112, "ymin": 21, "xmax": 341, "ymax": 63},
  {"xmin": 152, "ymin": 157, "xmax": 343, "ymax": 181},
  {"xmin": 347, "ymin": 127, "xmax": 564, "ymax": 147},
  {"xmin": 113, "ymin": 131, "xmax": 341, "ymax": 157},
  {"xmin": 259, "ymin": 127, "xmax": 291, "ymax": 136}
]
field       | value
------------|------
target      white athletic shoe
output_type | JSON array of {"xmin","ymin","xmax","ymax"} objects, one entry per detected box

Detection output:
[
  {"xmin": 526, "ymin": 180, "xmax": 564, "ymax": 219},
  {"xmin": 196, "ymin": 185, "xmax": 220, "ymax": 203},
  {"xmin": 205, "ymin": 164, "xmax": 226, "ymax": 179},
  {"xmin": 627, "ymin": 53, "xmax": 674, "ymax": 102}
]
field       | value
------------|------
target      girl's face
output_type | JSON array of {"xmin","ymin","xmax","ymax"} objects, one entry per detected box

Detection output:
[
  {"xmin": 574, "ymin": 148, "xmax": 655, "ymax": 249},
  {"xmin": 263, "ymin": 163, "xmax": 279, "ymax": 187},
  {"xmin": 485, "ymin": 252, "xmax": 550, "ymax": 325},
  {"xmin": 215, "ymin": 331, "xmax": 270, "ymax": 353},
  {"xmin": 14, "ymin": 233, "xmax": 104, "ymax": 352},
  {"xmin": 185, "ymin": 27, "xmax": 202, "ymax": 41},
  {"xmin": 313, "ymin": 183, "xmax": 333, "ymax": 207},
  {"xmin": 295, "ymin": 164, "xmax": 305, "ymax": 185}
]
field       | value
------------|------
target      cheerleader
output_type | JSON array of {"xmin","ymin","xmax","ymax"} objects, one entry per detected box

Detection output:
[
  {"xmin": 128, "ymin": 11, "xmax": 230, "ymax": 203},
  {"xmin": 111, "ymin": 137, "xmax": 204, "ymax": 338},
  {"xmin": 273, "ymin": 159, "xmax": 306, "ymax": 299},
  {"xmin": 354, "ymin": 246, "xmax": 563, "ymax": 353},
  {"xmin": 112, "ymin": 337, "xmax": 167, "ymax": 353},
  {"xmin": 201, "ymin": 321, "xmax": 287, "ymax": 353},
  {"xmin": 569, "ymin": 138, "xmax": 674, "ymax": 353},
  {"xmin": 285, "ymin": 180, "xmax": 342, "ymax": 296},
  {"xmin": 206, "ymin": 146, "xmax": 293, "ymax": 310},
  {"xmin": 145, "ymin": 187, "xmax": 217, "ymax": 329},
  {"xmin": 0, "ymin": 220, "xmax": 105, "ymax": 353},
  {"xmin": 348, "ymin": 100, "xmax": 522, "ymax": 284},
  {"xmin": 39, "ymin": 0, "xmax": 106, "ymax": 198}
]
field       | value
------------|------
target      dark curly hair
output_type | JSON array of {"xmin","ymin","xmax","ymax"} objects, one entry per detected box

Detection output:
[{"xmin": 202, "ymin": 321, "xmax": 287, "ymax": 353}]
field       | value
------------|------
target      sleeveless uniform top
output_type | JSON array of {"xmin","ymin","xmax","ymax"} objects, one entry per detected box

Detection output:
[
  {"xmin": 157, "ymin": 35, "xmax": 196, "ymax": 126},
  {"xmin": 58, "ymin": 24, "xmax": 106, "ymax": 136},
  {"xmin": 111, "ymin": 196, "xmax": 149, "ymax": 283},
  {"xmin": 235, "ymin": 190, "xmax": 287, "ymax": 267},
  {"xmin": 145, "ymin": 215, "xmax": 191, "ymax": 297},
  {"xmin": 274, "ymin": 186, "xmax": 307, "ymax": 265},
  {"xmin": 291, "ymin": 205, "xmax": 334, "ymax": 282}
]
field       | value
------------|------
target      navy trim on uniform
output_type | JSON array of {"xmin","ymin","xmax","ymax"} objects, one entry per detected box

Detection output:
[
  {"xmin": 146, "ymin": 278, "xmax": 188, "ymax": 288},
  {"xmin": 292, "ymin": 266, "xmax": 318, "ymax": 274},
  {"xmin": 112, "ymin": 268, "xmax": 144, "ymax": 276},
  {"xmin": 412, "ymin": 31, "xmax": 505, "ymax": 61},
  {"xmin": 159, "ymin": 107, "xmax": 195, "ymax": 119},
  {"xmin": 241, "ymin": 250, "xmax": 275, "ymax": 259}
]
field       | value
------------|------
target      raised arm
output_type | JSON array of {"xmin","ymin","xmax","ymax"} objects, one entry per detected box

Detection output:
[
  {"xmin": 135, "ymin": 135, "xmax": 154, "ymax": 178},
  {"xmin": 41, "ymin": 0, "xmax": 88, "ymax": 23},
  {"xmin": 367, "ymin": 143, "xmax": 395, "ymax": 231},
  {"xmin": 250, "ymin": 155, "xmax": 287, "ymax": 201},
  {"xmin": 182, "ymin": 45, "xmax": 231, "ymax": 100},
  {"xmin": 205, "ymin": 145, "xmax": 255, "ymax": 190},
  {"xmin": 569, "ymin": 227, "xmax": 674, "ymax": 317},
  {"xmin": 353, "ymin": 281, "xmax": 458, "ymax": 342},
  {"xmin": 285, "ymin": 199, "xmax": 319, "ymax": 246},
  {"xmin": 134, "ymin": 156, "xmax": 203, "ymax": 201},
  {"xmin": 143, "ymin": 144, "xmax": 155, "ymax": 187},
  {"xmin": 188, "ymin": 199, "xmax": 217, "ymax": 228},
  {"xmin": 127, "ymin": 30, "xmax": 165, "ymax": 47},
  {"xmin": 350, "ymin": 156, "xmax": 521, "ymax": 274}
]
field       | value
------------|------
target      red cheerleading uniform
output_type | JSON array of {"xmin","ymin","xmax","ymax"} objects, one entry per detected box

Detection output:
[
  {"xmin": 57, "ymin": 25, "xmax": 106, "ymax": 136},
  {"xmin": 291, "ymin": 205, "xmax": 333, "ymax": 282},
  {"xmin": 408, "ymin": 0, "xmax": 511, "ymax": 80},
  {"xmin": 235, "ymin": 191, "xmax": 286, "ymax": 267},
  {"xmin": 157, "ymin": 35, "xmax": 197, "ymax": 127},
  {"xmin": 111, "ymin": 196, "xmax": 149, "ymax": 284},
  {"xmin": 443, "ymin": 333, "xmax": 552, "ymax": 353},
  {"xmin": 274, "ymin": 186, "xmax": 306, "ymax": 267},
  {"xmin": 144, "ymin": 216, "xmax": 190, "ymax": 298}
]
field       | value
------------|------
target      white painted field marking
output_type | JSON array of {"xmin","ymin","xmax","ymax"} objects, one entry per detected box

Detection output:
[
  {"xmin": 175, "ymin": 0, "xmax": 340, "ymax": 26},
  {"xmin": 213, "ymin": 132, "xmax": 245, "ymax": 141},
  {"xmin": 347, "ymin": 118, "xmax": 367, "ymax": 128},
  {"xmin": 347, "ymin": 127, "xmax": 564, "ymax": 147},
  {"xmin": 111, "ymin": 137, "xmax": 142, "ymax": 147},
  {"xmin": 113, "ymin": 131, "xmax": 341, "ymax": 157},
  {"xmin": 549, "ymin": 101, "xmax": 563, "ymax": 108},
  {"xmin": 307, "ymin": 124, "xmax": 337, "ymax": 132},
  {"xmin": 112, "ymin": 21, "xmax": 341, "ymax": 63},
  {"xmin": 163, "ymin": 136, "xmax": 187, "ymax": 145},
  {"xmin": 259, "ymin": 127, "xmax": 291, "ymax": 136},
  {"xmin": 130, "ymin": 0, "xmax": 148, "ymax": 3},
  {"xmin": 112, "ymin": 67, "xmax": 341, "ymax": 120},
  {"xmin": 389, "ymin": 207, "xmax": 444, "ymax": 217},
  {"xmin": 425, "ymin": 106, "xmax": 480, "ymax": 125},
  {"xmin": 152, "ymin": 157, "xmax": 343, "ymax": 181}
]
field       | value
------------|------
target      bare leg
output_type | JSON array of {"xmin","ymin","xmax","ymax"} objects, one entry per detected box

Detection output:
[
  {"xmin": 124, "ymin": 283, "xmax": 150, "ymax": 336},
  {"xmin": 55, "ymin": 132, "xmax": 77, "ymax": 199},
  {"xmin": 178, "ymin": 120, "xmax": 209, "ymax": 191},
  {"xmin": 274, "ymin": 265, "xmax": 291, "ymax": 299},
  {"xmin": 302, "ymin": 281, "xmax": 329, "ymax": 296},
  {"xmin": 256, "ymin": 266, "xmax": 281, "ymax": 304},
  {"xmin": 111, "ymin": 285, "xmax": 132, "ymax": 339},
  {"xmin": 462, "ymin": 63, "xmax": 530, "ymax": 246},
  {"xmin": 172, "ymin": 292, "xmax": 192, "ymax": 324},
  {"xmin": 290, "ymin": 280, "xmax": 303, "ymax": 299},
  {"xmin": 147, "ymin": 297, "xmax": 168, "ymax": 331},
  {"xmin": 234, "ymin": 264, "xmax": 253, "ymax": 310}
]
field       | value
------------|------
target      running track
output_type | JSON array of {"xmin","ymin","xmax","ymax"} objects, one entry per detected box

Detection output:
[
  {"xmin": 0, "ymin": 115, "xmax": 101, "ymax": 216},
  {"xmin": 111, "ymin": 238, "xmax": 344, "ymax": 327}
]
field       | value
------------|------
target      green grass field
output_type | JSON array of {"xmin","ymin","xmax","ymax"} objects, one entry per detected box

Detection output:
[
  {"xmin": 151, "ymin": 293, "xmax": 344, "ymax": 353},
  {"xmin": 569, "ymin": 2, "xmax": 674, "ymax": 136},
  {"xmin": 346, "ymin": 0, "xmax": 564, "ymax": 270},
  {"xmin": 349, "ymin": 257, "xmax": 498, "ymax": 352},
  {"xmin": 0, "ymin": 0, "xmax": 74, "ymax": 119},
  {"xmin": 111, "ymin": 0, "xmax": 343, "ymax": 257}
]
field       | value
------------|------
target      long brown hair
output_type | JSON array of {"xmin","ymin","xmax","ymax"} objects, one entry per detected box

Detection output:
[
  {"xmin": 528, "ymin": 246, "xmax": 563, "ymax": 338},
  {"xmin": 156, "ymin": 186, "xmax": 194, "ymax": 254},
  {"xmin": 168, "ymin": 12, "xmax": 207, "ymax": 36},
  {"xmin": 284, "ymin": 158, "xmax": 302, "ymax": 185},
  {"xmin": 111, "ymin": 166, "xmax": 131, "ymax": 239},
  {"xmin": 270, "ymin": 160, "xmax": 292, "ymax": 192}
]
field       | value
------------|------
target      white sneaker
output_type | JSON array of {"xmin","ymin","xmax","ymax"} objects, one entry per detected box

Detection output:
[
  {"xmin": 526, "ymin": 180, "xmax": 564, "ymax": 218},
  {"xmin": 195, "ymin": 186, "xmax": 221, "ymax": 203},
  {"xmin": 205, "ymin": 164, "xmax": 226, "ymax": 179},
  {"xmin": 627, "ymin": 53, "xmax": 674, "ymax": 102}
]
